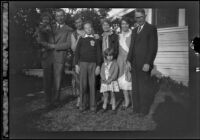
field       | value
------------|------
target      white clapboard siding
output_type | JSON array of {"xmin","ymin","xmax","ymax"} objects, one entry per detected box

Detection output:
[{"xmin": 154, "ymin": 26, "xmax": 189, "ymax": 86}]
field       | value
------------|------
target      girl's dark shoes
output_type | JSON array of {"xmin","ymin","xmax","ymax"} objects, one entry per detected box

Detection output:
[
  {"xmin": 121, "ymin": 106, "xmax": 128, "ymax": 111},
  {"xmin": 100, "ymin": 108, "xmax": 107, "ymax": 114}
]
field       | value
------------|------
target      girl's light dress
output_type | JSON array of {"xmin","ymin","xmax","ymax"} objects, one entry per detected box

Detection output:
[{"xmin": 100, "ymin": 61, "xmax": 120, "ymax": 93}]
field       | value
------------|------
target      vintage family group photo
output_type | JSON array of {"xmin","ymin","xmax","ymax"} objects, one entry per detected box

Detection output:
[{"xmin": 5, "ymin": 1, "xmax": 199, "ymax": 139}]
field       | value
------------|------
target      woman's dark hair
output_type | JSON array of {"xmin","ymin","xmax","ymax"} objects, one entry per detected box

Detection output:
[
  {"xmin": 120, "ymin": 17, "xmax": 131, "ymax": 27},
  {"xmin": 74, "ymin": 15, "xmax": 83, "ymax": 22},
  {"xmin": 40, "ymin": 12, "xmax": 52, "ymax": 21},
  {"xmin": 104, "ymin": 47, "xmax": 114, "ymax": 59},
  {"xmin": 101, "ymin": 18, "xmax": 111, "ymax": 26}
]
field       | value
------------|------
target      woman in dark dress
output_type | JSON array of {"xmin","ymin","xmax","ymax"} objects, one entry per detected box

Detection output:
[{"xmin": 100, "ymin": 19, "xmax": 119, "ymax": 60}]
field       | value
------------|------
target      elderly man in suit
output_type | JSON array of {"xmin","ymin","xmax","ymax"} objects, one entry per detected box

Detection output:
[
  {"xmin": 127, "ymin": 8, "xmax": 158, "ymax": 117},
  {"xmin": 36, "ymin": 9, "xmax": 73, "ymax": 108}
]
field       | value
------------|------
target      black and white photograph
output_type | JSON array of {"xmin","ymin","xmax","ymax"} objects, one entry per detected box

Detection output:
[{"xmin": 2, "ymin": 1, "xmax": 200, "ymax": 139}]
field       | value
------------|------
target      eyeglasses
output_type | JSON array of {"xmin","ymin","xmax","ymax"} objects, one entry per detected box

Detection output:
[{"xmin": 135, "ymin": 16, "xmax": 144, "ymax": 19}]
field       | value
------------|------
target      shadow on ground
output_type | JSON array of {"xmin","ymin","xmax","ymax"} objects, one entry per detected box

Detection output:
[{"xmin": 9, "ymin": 74, "xmax": 198, "ymax": 138}]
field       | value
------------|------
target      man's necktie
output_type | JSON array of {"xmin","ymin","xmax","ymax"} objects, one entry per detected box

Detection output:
[
  {"xmin": 137, "ymin": 26, "xmax": 141, "ymax": 34},
  {"xmin": 57, "ymin": 24, "xmax": 61, "ymax": 29}
]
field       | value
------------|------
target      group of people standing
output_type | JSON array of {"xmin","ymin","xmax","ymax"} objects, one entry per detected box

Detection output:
[{"xmin": 36, "ymin": 8, "xmax": 158, "ymax": 117}]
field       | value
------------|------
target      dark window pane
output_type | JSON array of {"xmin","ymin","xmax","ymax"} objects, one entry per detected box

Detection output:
[
  {"xmin": 185, "ymin": 9, "xmax": 188, "ymax": 26},
  {"xmin": 154, "ymin": 8, "xmax": 178, "ymax": 28}
]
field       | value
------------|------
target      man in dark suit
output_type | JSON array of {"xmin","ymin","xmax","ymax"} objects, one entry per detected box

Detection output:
[
  {"xmin": 127, "ymin": 8, "xmax": 158, "ymax": 117},
  {"xmin": 36, "ymin": 9, "xmax": 73, "ymax": 107}
]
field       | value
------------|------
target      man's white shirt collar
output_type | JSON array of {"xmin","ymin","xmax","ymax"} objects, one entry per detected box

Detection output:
[
  {"xmin": 140, "ymin": 23, "xmax": 145, "ymax": 30},
  {"xmin": 84, "ymin": 34, "xmax": 94, "ymax": 38}
]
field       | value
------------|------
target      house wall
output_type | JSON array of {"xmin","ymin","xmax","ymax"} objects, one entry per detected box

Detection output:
[
  {"xmin": 153, "ymin": 9, "xmax": 189, "ymax": 86},
  {"xmin": 154, "ymin": 26, "xmax": 189, "ymax": 86}
]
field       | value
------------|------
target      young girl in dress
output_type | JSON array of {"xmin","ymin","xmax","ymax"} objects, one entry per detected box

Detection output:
[{"xmin": 100, "ymin": 48, "xmax": 120, "ymax": 113}]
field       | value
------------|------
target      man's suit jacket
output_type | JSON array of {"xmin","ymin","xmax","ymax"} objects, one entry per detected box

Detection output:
[
  {"xmin": 37, "ymin": 24, "xmax": 73, "ymax": 64},
  {"xmin": 50, "ymin": 24, "xmax": 73, "ymax": 64},
  {"xmin": 127, "ymin": 22, "xmax": 158, "ymax": 71}
]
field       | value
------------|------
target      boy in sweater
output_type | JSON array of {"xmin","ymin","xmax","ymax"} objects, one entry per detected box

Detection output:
[{"xmin": 75, "ymin": 21, "xmax": 101, "ymax": 113}]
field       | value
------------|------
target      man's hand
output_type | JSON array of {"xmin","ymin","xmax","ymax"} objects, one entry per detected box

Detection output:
[
  {"xmin": 48, "ymin": 44, "xmax": 55, "ymax": 50},
  {"xmin": 41, "ymin": 43, "xmax": 55, "ymax": 50},
  {"xmin": 142, "ymin": 64, "xmax": 150, "ymax": 72},
  {"xmin": 101, "ymin": 79, "xmax": 106, "ymax": 83},
  {"xmin": 126, "ymin": 61, "xmax": 131, "ymax": 72},
  {"xmin": 95, "ymin": 66, "xmax": 100, "ymax": 75},
  {"xmin": 75, "ymin": 65, "xmax": 80, "ymax": 74},
  {"xmin": 94, "ymin": 34, "xmax": 100, "ymax": 39},
  {"xmin": 40, "ymin": 42, "xmax": 48, "ymax": 47}
]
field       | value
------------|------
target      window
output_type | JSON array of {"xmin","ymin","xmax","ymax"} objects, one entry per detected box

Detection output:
[{"xmin": 153, "ymin": 8, "xmax": 179, "ymax": 28}]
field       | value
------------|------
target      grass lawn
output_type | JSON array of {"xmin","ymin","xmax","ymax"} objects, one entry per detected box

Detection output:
[
  {"xmin": 9, "ymin": 75, "xmax": 196, "ymax": 138},
  {"xmin": 10, "ymin": 87, "xmax": 156, "ymax": 132}
]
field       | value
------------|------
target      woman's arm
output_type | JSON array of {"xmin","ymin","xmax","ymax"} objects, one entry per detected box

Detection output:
[
  {"xmin": 74, "ymin": 37, "xmax": 82, "ymax": 65},
  {"xmin": 100, "ymin": 63, "xmax": 106, "ymax": 82},
  {"xmin": 54, "ymin": 31, "xmax": 72, "ymax": 51},
  {"xmin": 113, "ymin": 34, "xmax": 119, "ymax": 59}
]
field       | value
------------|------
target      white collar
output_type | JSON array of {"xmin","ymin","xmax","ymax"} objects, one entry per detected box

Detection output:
[
  {"xmin": 56, "ymin": 23, "xmax": 64, "ymax": 28},
  {"xmin": 84, "ymin": 34, "xmax": 94, "ymax": 38},
  {"xmin": 139, "ymin": 23, "xmax": 145, "ymax": 29},
  {"xmin": 105, "ymin": 61, "xmax": 112, "ymax": 66}
]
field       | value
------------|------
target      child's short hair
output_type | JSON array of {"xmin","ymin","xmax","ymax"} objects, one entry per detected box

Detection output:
[
  {"xmin": 101, "ymin": 18, "xmax": 111, "ymax": 26},
  {"xmin": 83, "ymin": 20, "xmax": 93, "ymax": 28},
  {"xmin": 104, "ymin": 48, "xmax": 114, "ymax": 59}
]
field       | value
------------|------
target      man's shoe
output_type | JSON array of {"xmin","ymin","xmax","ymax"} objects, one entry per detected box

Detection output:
[
  {"xmin": 121, "ymin": 106, "xmax": 128, "ymax": 111},
  {"xmin": 46, "ymin": 103, "xmax": 54, "ymax": 109},
  {"xmin": 79, "ymin": 109, "xmax": 87, "ymax": 114},
  {"xmin": 90, "ymin": 109, "xmax": 97, "ymax": 114},
  {"xmin": 138, "ymin": 113, "xmax": 146, "ymax": 118},
  {"xmin": 132, "ymin": 110, "xmax": 139, "ymax": 114},
  {"xmin": 74, "ymin": 105, "xmax": 79, "ymax": 109}
]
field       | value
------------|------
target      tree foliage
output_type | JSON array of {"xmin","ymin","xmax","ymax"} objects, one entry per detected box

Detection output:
[
  {"xmin": 10, "ymin": 8, "xmax": 111, "ymax": 44},
  {"xmin": 10, "ymin": 8, "xmax": 111, "ymax": 69}
]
